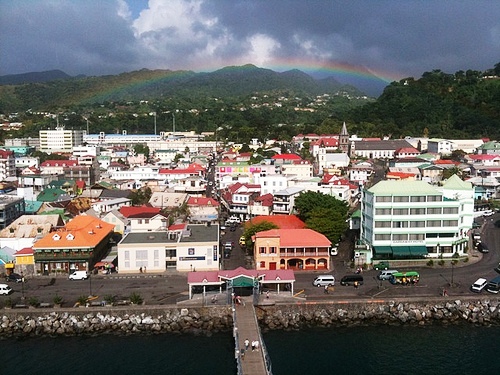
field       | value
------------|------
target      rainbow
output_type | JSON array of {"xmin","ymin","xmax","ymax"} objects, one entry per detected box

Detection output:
[{"xmin": 81, "ymin": 59, "xmax": 401, "ymax": 104}]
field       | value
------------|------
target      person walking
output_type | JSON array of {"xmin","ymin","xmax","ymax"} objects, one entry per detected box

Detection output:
[
  {"xmin": 244, "ymin": 338, "xmax": 250, "ymax": 351},
  {"xmin": 324, "ymin": 285, "xmax": 329, "ymax": 294}
]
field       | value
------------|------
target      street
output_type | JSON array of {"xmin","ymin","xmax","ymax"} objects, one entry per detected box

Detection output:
[{"xmin": 3, "ymin": 215, "xmax": 500, "ymax": 307}]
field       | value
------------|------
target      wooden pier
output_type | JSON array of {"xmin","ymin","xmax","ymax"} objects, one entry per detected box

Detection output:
[{"xmin": 233, "ymin": 298, "xmax": 270, "ymax": 375}]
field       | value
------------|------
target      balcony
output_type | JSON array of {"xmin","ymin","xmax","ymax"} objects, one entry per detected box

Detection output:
[{"xmin": 279, "ymin": 251, "xmax": 329, "ymax": 257}]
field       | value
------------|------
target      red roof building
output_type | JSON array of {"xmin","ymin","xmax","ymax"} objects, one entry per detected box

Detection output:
[{"xmin": 254, "ymin": 228, "xmax": 331, "ymax": 271}]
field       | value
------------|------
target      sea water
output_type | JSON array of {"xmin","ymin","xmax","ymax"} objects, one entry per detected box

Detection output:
[{"xmin": 1, "ymin": 325, "xmax": 499, "ymax": 375}]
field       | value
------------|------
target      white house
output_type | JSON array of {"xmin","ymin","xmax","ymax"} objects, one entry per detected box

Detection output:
[{"xmin": 117, "ymin": 224, "xmax": 220, "ymax": 273}]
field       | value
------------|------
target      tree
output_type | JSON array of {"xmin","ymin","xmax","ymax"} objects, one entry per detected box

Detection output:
[
  {"xmin": 294, "ymin": 191, "xmax": 349, "ymax": 243},
  {"xmin": 133, "ymin": 144, "xmax": 150, "ymax": 158},
  {"xmin": 129, "ymin": 187, "xmax": 152, "ymax": 205},
  {"xmin": 241, "ymin": 221, "xmax": 279, "ymax": 255}
]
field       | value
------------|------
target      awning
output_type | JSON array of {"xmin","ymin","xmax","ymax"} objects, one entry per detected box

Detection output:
[
  {"xmin": 374, "ymin": 246, "xmax": 392, "ymax": 255},
  {"xmin": 409, "ymin": 246, "xmax": 428, "ymax": 256},
  {"xmin": 392, "ymin": 246, "xmax": 411, "ymax": 256}
]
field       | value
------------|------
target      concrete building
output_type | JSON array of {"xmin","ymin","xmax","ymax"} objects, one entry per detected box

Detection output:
[
  {"xmin": 0, "ymin": 195, "xmax": 25, "ymax": 230},
  {"xmin": 0, "ymin": 149, "xmax": 16, "ymax": 181},
  {"xmin": 361, "ymin": 175, "xmax": 474, "ymax": 261},
  {"xmin": 117, "ymin": 224, "xmax": 220, "ymax": 273},
  {"xmin": 39, "ymin": 126, "xmax": 84, "ymax": 153}
]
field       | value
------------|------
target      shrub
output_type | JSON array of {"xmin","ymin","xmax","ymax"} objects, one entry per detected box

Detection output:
[
  {"xmin": 438, "ymin": 259, "xmax": 445, "ymax": 267},
  {"xmin": 129, "ymin": 292, "xmax": 143, "ymax": 305},
  {"xmin": 104, "ymin": 295, "xmax": 116, "ymax": 305},
  {"xmin": 426, "ymin": 259, "xmax": 434, "ymax": 267},
  {"xmin": 53, "ymin": 295, "xmax": 63, "ymax": 305},
  {"xmin": 77, "ymin": 295, "xmax": 88, "ymax": 305},
  {"xmin": 5, "ymin": 297, "xmax": 13, "ymax": 308},
  {"xmin": 28, "ymin": 297, "xmax": 39, "ymax": 307}
]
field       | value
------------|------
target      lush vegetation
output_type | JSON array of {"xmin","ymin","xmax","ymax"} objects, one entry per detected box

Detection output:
[
  {"xmin": 294, "ymin": 191, "xmax": 349, "ymax": 244},
  {"xmin": 1, "ymin": 63, "xmax": 499, "ymax": 144}
]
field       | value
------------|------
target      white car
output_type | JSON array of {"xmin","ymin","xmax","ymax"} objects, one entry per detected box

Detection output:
[
  {"xmin": 69, "ymin": 270, "xmax": 89, "ymax": 280},
  {"xmin": 0, "ymin": 283, "xmax": 13, "ymax": 295}
]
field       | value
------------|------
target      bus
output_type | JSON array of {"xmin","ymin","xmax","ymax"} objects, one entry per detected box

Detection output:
[{"xmin": 389, "ymin": 271, "xmax": 420, "ymax": 285}]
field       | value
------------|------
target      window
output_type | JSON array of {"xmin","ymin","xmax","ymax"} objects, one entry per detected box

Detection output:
[
  {"xmin": 375, "ymin": 234, "xmax": 391, "ymax": 241},
  {"xmin": 154, "ymin": 250, "xmax": 159, "ymax": 259},
  {"xmin": 427, "ymin": 208, "xmax": 441, "ymax": 215},
  {"xmin": 259, "ymin": 247, "xmax": 266, "ymax": 254},
  {"xmin": 375, "ymin": 221, "xmax": 391, "ymax": 228},
  {"xmin": 376, "ymin": 196, "xmax": 391, "ymax": 202},
  {"xmin": 410, "ymin": 221, "xmax": 425, "ymax": 228},
  {"xmin": 427, "ymin": 220, "xmax": 441, "ymax": 227},
  {"xmin": 124, "ymin": 251, "xmax": 130, "ymax": 260},
  {"xmin": 443, "ymin": 207, "xmax": 458, "ymax": 214},
  {"xmin": 427, "ymin": 195, "xmax": 441, "ymax": 202},
  {"xmin": 410, "ymin": 208, "xmax": 425, "ymax": 215},
  {"xmin": 269, "ymin": 246, "xmax": 276, "ymax": 253},
  {"xmin": 393, "ymin": 208, "xmax": 409, "ymax": 215},
  {"xmin": 393, "ymin": 234, "xmax": 408, "ymax": 241},
  {"xmin": 375, "ymin": 208, "xmax": 391, "ymax": 215},
  {"xmin": 166, "ymin": 249, "xmax": 176, "ymax": 258},
  {"xmin": 393, "ymin": 196, "xmax": 409, "ymax": 202},
  {"xmin": 411, "ymin": 196, "xmax": 426, "ymax": 202},
  {"xmin": 443, "ymin": 220, "xmax": 458, "ymax": 227},
  {"xmin": 409, "ymin": 234, "xmax": 425, "ymax": 241},
  {"xmin": 392, "ymin": 221, "xmax": 408, "ymax": 228}
]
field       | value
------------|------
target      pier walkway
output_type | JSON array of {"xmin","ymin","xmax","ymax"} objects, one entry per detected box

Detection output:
[{"xmin": 233, "ymin": 297, "xmax": 270, "ymax": 375}]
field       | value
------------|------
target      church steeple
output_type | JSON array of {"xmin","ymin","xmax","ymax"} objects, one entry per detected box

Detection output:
[{"xmin": 339, "ymin": 122, "xmax": 349, "ymax": 153}]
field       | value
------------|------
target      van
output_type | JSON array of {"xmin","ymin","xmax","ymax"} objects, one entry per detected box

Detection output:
[
  {"xmin": 486, "ymin": 276, "xmax": 500, "ymax": 294},
  {"xmin": 0, "ymin": 283, "xmax": 13, "ymax": 295},
  {"xmin": 340, "ymin": 274, "xmax": 364, "ymax": 286},
  {"xmin": 378, "ymin": 270, "xmax": 398, "ymax": 280},
  {"xmin": 312, "ymin": 275, "xmax": 335, "ymax": 287},
  {"xmin": 69, "ymin": 270, "xmax": 89, "ymax": 280},
  {"xmin": 471, "ymin": 277, "xmax": 488, "ymax": 293}
]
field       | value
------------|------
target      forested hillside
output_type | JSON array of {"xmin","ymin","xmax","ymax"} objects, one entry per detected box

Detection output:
[{"xmin": 1, "ymin": 63, "xmax": 499, "ymax": 143}]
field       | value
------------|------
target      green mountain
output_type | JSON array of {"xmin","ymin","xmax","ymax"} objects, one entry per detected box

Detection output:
[{"xmin": 0, "ymin": 65, "xmax": 363, "ymax": 112}]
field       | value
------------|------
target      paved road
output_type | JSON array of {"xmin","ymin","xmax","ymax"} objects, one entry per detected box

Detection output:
[{"xmin": 3, "ymin": 215, "xmax": 500, "ymax": 308}]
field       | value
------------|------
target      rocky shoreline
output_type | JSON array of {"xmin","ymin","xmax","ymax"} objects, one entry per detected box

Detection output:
[
  {"xmin": 257, "ymin": 298, "xmax": 500, "ymax": 330},
  {"xmin": 1, "ymin": 298, "xmax": 499, "ymax": 337}
]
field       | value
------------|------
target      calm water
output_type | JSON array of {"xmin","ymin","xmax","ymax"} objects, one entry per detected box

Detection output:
[{"xmin": 1, "ymin": 325, "xmax": 499, "ymax": 375}]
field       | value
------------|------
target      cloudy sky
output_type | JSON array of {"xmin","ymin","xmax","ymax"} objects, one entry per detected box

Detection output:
[{"xmin": 1, "ymin": 0, "xmax": 499, "ymax": 82}]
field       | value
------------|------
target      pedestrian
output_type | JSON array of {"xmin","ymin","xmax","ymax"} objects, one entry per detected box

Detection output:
[
  {"xmin": 139, "ymin": 267, "xmax": 142, "ymax": 273},
  {"xmin": 241, "ymin": 348, "xmax": 245, "ymax": 360},
  {"xmin": 254, "ymin": 340, "xmax": 260, "ymax": 352},
  {"xmin": 244, "ymin": 338, "xmax": 250, "ymax": 351},
  {"xmin": 251, "ymin": 340, "xmax": 256, "ymax": 352},
  {"xmin": 354, "ymin": 281, "xmax": 358, "ymax": 289},
  {"xmin": 144, "ymin": 266, "xmax": 146, "ymax": 273},
  {"xmin": 324, "ymin": 285, "xmax": 329, "ymax": 294},
  {"xmin": 266, "ymin": 290, "xmax": 270, "ymax": 299}
]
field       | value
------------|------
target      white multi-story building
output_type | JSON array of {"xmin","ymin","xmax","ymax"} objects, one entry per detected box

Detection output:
[
  {"xmin": 361, "ymin": 175, "xmax": 474, "ymax": 260},
  {"xmin": 0, "ymin": 150, "xmax": 16, "ymax": 180},
  {"xmin": 39, "ymin": 126, "xmax": 84, "ymax": 153}
]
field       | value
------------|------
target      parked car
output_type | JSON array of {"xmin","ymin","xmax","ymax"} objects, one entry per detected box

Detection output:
[
  {"xmin": 6, "ymin": 273, "xmax": 23, "ymax": 283},
  {"xmin": 373, "ymin": 262, "xmax": 390, "ymax": 270},
  {"xmin": 471, "ymin": 278, "xmax": 488, "ymax": 293},
  {"xmin": 477, "ymin": 243, "xmax": 489, "ymax": 253},
  {"xmin": 0, "ymin": 284, "xmax": 13, "ymax": 295},
  {"xmin": 68, "ymin": 270, "xmax": 89, "ymax": 280},
  {"xmin": 494, "ymin": 263, "xmax": 500, "ymax": 274}
]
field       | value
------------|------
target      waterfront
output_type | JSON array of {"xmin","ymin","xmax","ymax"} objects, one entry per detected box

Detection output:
[{"xmin": 1, "ymin": 324, "xmax": 499, "ymax": 374}]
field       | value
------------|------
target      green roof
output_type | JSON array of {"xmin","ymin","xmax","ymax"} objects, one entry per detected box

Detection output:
[
  {"xmin": 367, "ymin": 180, "xmax": 438, "ymax": 196},
  {"xmin": 350, "ymin": 209, "xmax": 362, "ymax": 219},
  {"xmin": 442, "ymin": 174, "xmax": 472, "ymax": 190}
]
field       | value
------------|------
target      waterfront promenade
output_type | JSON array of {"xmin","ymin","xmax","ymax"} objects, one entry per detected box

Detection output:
[{"xmin": 233, "ymin": 297, "xmax": 269, "ymax": 375}]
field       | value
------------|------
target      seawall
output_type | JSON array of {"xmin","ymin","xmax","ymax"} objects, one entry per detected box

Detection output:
[
  {"xmin": 1, "ymin": 297, "xmax": 499, "ymax": 337},
  {"xmin": 257, "ymin": 297, "xmax": 500, "ymax": 330}
]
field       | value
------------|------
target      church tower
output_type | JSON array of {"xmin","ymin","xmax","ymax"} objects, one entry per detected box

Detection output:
[{"xmin": 339, "ymin": 122, "xmax": 349, "ymax": 154}]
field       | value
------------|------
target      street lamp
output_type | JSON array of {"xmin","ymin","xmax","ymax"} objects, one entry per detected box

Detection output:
[
  {"xmin": 89, "ymin": 271, "xmax": 93, "ymax": 297},
  {"xmin": 21, "ymin": 271, "xmax": 25, "ymax": 300}
]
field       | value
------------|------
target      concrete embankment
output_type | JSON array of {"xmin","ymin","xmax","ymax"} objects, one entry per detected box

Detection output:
[{"xmin": 1, "ymin": 297, "xmax": 499, "ymax": 337}]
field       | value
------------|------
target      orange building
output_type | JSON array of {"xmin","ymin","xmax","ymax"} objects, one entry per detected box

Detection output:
[
  {"xmin": 32, "ymin": 215, "xmax": 114, "ymax": 276},
  {"xmin": 254, "ymin": 228, "xmax": 331, "ymax": 271}
]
